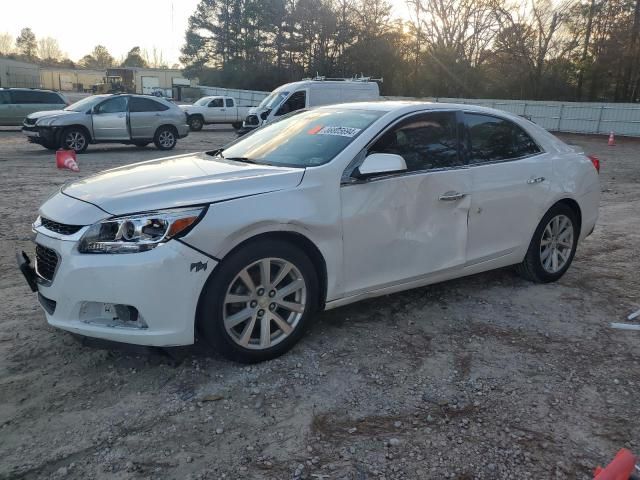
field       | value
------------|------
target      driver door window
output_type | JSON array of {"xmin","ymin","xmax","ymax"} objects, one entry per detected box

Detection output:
[
  {"xmin": 276, "ymin": 91, "xmax": 306, "ymax": 116},
  {"xmin": 95, "ymin": 96, "xmax": 128, "ymax": 114},
  {"xmin": 208, "ymin": 98, "xmax": 224, "ymax": 108},
  {"xmin": 369, "ymin": 112, "xmax": 462, "ymax": 172}
]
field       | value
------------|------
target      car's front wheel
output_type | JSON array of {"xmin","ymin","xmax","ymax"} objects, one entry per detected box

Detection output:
[
  {"xmin": 60, "ymin": 127, "xmax": 88, "ymax": 153},
  {"xmin": 188, "ymin": 116, "xmax": 204, "ymax": 131},
  {"xmin": 154, "ymin": 126, "xmax": 177, "ymax": 150},
  {"xmin": 515, "ymin": 203, "xmax": 579, "ymax": 283},
  {"xmin": 197, "ymin": 239, "xmax": 319, "ymax": 363}
]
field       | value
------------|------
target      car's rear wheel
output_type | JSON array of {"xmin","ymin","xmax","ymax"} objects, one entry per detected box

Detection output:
[
  {"xmin": 515, "ymin": 203, "xmax": 579, "ymax": 283},
  {"xmin": 197, "ymin": 239, "xmax": 319, "ymax": 363},
  {"xmin": 154, "ymin": 126, "xmax": 177, "ymax": 150},
  {"xmin": 188, "ymin": 116, "xmax": 204, "ymax": 131},
  {"xmin": 60, "ymin": 127, "xmax": 88, "ymax": 153}
]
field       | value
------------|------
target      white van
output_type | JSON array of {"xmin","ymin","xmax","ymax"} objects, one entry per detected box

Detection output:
[{"xmin": 242, "ymin": 77, "xmax": 380, "ymax": 131}]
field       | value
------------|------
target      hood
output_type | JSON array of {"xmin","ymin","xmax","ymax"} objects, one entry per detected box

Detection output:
[
  {"xmin": 61, "ymin": 152, "xmax": 305, "ymax": 215},
  {"xmin": 28, "ymin": 109, "xmax": 83, "ymax": 126}
]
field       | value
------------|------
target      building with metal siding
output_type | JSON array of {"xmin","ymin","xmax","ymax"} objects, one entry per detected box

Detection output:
[
  {"xmin": 0, "ymin": 58, "xmax": 41, "ymax": 88},
  {"xmin": 40, "ymin": 68, "xmax": 105, "ymax": 92}
]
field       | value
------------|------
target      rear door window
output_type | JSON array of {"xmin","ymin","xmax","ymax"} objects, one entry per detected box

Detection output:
[
  {"xmin": 130, "ymin": 97, "xmax": 169, "ymax": 112},
  {"xmin": 465, "ymin": 113, "xmax": 540, "ymax": 163},
  {"xmin": 225, "ymin": 98, "xmax": 234, "ymax": 107}
]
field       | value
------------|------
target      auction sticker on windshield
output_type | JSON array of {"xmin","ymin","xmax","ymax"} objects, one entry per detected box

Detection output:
[{"xmin": 310, "ymin": 126, "xmax": 361, "ymax": 137}]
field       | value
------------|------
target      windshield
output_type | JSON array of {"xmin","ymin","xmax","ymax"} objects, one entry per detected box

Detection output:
[
  {"xmin": 194, "ymin": 97, "xmax": 212, "ymax": 106},
  {"xmin": 215, "ymin": 108, "xmax": 384, "ymax": 167},
  {"xmin": 64, "ymin": 95, "xmax": 107, "ymax": 112},
  {"xmin": 258, "ymin": 91, "xmax": 289, "ymax": 110}
]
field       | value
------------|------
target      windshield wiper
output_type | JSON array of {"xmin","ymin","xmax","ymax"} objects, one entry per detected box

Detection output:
[{"xmin": 225, "ymin": 157, "xmax": 261, "ymax": 164}]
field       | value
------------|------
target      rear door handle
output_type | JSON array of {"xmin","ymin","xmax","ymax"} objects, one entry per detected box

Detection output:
[
  {"xmin": 439, "ymin": 191, "xmax": 467, "ymax": 201},
  {"xmin": 527, "ymin": 176, "xmax": 545, "ymax": 184}
]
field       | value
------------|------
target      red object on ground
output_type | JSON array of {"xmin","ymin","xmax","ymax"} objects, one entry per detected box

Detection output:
[
  {"xmin": 593, "ymin": 448, "xmax": 637, "ymax": 480},
  {"xmin": 608, "ymin": 131, "xmax": 616, "ymax": 146},
  {"xmin": 587, "ymin": 154, "xmax": 600, "ymax": 173},
  {"xmin": 55, "ymin": 150, "xmax": 79, "ymax": 172}
]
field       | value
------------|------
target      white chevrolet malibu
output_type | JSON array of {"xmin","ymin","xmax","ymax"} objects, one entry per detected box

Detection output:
[{"xmin": 18, "ymin": 102, "xmax": 600, "ymax": 363}]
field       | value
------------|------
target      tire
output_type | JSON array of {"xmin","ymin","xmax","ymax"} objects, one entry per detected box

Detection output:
[
  {"xmin": 515, "ymin": 203, "xmax": 579, "ymax": 283},
  {"xmin": 134, "ymin": 142, "xmax": 149, "ymax": 148},
  {"xmin": 231, "ymin": 122, "xmax": 243, "ymax": 130},
  {"xmin": 188, "ymin": 115, "xmax": 204, "ymax": 131},
  {"xmin": 153, "ymin": 126, "xmax": 177, "ymax": 150},
  {"xmin": 60, "ymin": 127, "xmax": 88, "ymax": 153},
  {"xmin": 197, "ymin": 239, "xmax": 319, "ymax": 363}
]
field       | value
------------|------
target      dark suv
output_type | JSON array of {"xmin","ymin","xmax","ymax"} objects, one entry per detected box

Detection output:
[{"xmin": 0, "ymin": 88, "xmax": 67, "ymax": 126}]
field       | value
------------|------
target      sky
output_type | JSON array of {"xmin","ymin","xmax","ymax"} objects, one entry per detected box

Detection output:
[{"xmin": 1, "ymin": 0, "xmax": 411, "ymax": 66}]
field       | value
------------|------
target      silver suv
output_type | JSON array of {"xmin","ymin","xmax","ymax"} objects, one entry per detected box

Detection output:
[
  {"xmin": 0, "ymin": 88, "xmax": 67, "ymax": 126},
  {"xmin": 22, "ymin": 94, "xmax": 189, "ymax": 153}
]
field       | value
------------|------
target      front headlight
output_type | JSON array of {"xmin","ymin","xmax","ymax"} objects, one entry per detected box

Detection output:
[{"xmin": 78, "ymin": 207, "xmax": 205, "ymax": 254}]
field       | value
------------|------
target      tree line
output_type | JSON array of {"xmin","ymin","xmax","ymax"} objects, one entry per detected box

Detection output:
[
  {"xmin": 180, "ymin": 0, "xmax": 640, "ymax": 102},
  {"xmin": 0, "ymin": 28, "xmax": 175, "ymax": 69}
]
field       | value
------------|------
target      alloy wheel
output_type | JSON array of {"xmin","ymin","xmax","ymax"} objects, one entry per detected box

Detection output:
[
  {"xmin": 223, "ymin": 258, "xmax": 307, "ymax": 350},
  {"xmin": 539, "ymin": 214, "xmax": 574, "ymax": 273},
  {"xmin": 158, "ymin": 130, "xmax": 175, "ymax": 148},
  {"xmin": 65, "ymin": 131, "xmax": 85, "ymax": 151}
]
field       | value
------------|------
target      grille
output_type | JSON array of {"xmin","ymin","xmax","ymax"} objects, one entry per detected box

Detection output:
[
  {"xmin": 38, "ymin": 293, "xmax": 57, "ymax": 315},
  {"xmin": 41, "ymin": 217, "xmax": 83, "ymax": 235},
  {"xmin": 35, "ymin": 244, "xmax": 59, "ymax": 282},
  {"xmin": 24, "ymin": 117, "xmax": 37, "ymax": 126},
  {"xmin": 245, "ymin": 114, "xmax": 259, "ymax": 126}
]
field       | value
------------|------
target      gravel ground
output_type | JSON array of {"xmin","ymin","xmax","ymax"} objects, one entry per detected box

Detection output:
[{"xmin": 0, "ymin": 127, "xmax": 638, "ymax": 480}]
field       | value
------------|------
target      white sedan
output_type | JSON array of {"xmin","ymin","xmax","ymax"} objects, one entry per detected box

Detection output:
[{"xmin": 19, "ymin": 102, "xmax": 600, "ymax": 363}]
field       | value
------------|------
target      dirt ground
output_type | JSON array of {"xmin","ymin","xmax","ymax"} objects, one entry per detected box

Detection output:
[{"xmin": 0, "ymin": 127, "xmax": 638, "ymax": 480}]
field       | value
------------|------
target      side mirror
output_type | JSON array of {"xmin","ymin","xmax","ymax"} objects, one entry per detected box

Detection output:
[{"xmin": 354, "ymin": 153, "xmax": 407, "ymax": 179}]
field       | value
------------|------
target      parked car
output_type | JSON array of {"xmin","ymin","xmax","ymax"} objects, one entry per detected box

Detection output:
[
  {"xmin": 18, "ymin": 102, "xmax": 599, "ymax": 363},
  {"xmin": 0, "ymin": 88, "xmax": 67, "ymax": 126},
  {"xmin": 241, "ymin": 77, "xmax": 380, "ymax": 133},
  {"xmin": 22, "ymin": 94, "xmax": 189, "ymax": 153},
  {"xmin": 180, "ymin": 96, "xmax": 252, "ymax": 131}
]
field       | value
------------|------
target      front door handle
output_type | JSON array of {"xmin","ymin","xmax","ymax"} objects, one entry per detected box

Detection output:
[
  {"xmin": 439, "ymin": 191, "xmax": 467, "ymax": 201},
  {"xmin": 527, "ymin": 176, "xmax": 545, "ymax": 184},
  {"xmin": 117, "ymin": 113, "xmax": 126, "ymax": 118}
]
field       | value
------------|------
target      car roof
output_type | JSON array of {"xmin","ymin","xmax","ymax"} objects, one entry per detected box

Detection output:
[{"xmin": 0, "ymin": 87, "xmax": 61, "ymax": 93}]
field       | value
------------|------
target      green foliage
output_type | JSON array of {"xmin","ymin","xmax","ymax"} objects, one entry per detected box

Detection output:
[
  {"xmin": 121, "ymin": 46, "xmax": 148, "ymax": 68},
  {"xmin": 180, "ymin": 0, "xmax": 640, "ymax": 101},
  {"xmin": 15, "ymin": 28, "xmax": 37, "ymax": 60}
]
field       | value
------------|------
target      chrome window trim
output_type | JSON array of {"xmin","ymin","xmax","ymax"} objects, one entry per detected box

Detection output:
[
  {"xmin": 461, "ymin": 110, "xmax": 546, "ymax": 167},
  {"xmin": 341, "ymin": 109, "xmax": 463, "ymax": 185}
]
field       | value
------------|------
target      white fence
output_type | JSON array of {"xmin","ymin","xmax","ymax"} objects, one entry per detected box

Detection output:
[
  {"xmin": 413, "ymin": 97, "xmax": 640, "ymax": 137},
  {"xmin": 199, "ymin": 85, "xmax": 269, "ymax": 107}
]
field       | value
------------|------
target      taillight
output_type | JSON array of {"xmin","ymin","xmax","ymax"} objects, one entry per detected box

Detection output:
[{"xmin": 587, "ymin": 155, "xmax": 600, "ymax": 173}]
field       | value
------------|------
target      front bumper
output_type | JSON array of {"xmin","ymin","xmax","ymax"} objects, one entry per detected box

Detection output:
[
  {"xmin": 30, "ymin": 230, "xmax": 216, "ymax": 346},
  {"xmin": 22, "ymin": 125, "xmax": 58, "ymax": 145}
]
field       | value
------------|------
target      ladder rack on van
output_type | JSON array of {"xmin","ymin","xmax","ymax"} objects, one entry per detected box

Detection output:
[{"xmin": 303, "ymin": 75, "xmax": 383, "ymax": 83}]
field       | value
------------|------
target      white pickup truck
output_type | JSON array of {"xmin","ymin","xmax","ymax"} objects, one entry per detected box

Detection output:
[{"xmin": 180, "ymin": 96, "xmax": 252, "ymax": 131}]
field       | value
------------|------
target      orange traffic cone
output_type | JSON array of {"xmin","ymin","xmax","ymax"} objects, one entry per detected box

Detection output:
[
  {"xmin": 593, "ymin": 448, "xmax": 637, "ymax": 480},
  {"xmin": 608, "ymin": 131, "xmax": 615, "ymax": 146},
  {"xmin": 56, "ymin": 150, "xmax": 79, "ymax": 172}
]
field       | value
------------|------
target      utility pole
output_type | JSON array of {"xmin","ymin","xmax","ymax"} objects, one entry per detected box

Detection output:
[{"xmin": 576, "ymin": 0, "xmax": 596, "ymax": 101}]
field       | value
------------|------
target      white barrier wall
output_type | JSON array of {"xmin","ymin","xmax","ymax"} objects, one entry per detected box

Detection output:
[
  {"xmin": 199, "ymin": 85, "xmax": 269, "ymax": 107},
  {"xmin": 390, "ymin": 97, "xmax": 640, "ymax": 136}
]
